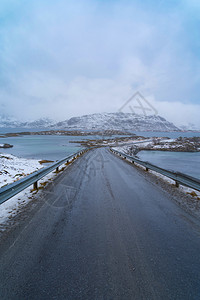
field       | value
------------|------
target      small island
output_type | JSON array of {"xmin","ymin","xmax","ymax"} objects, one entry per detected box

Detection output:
[{"xmin": 0, "ymin": 143, "xmax": 13, "ymax": 148}]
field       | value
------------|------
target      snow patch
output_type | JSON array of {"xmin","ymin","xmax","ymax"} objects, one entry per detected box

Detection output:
[
  {"xmin": 0, "ymin": 154, "xmax": 43, "ymax": 188},
  {"xmin": 0, "ymin": 154, "xmax": 74, "ymax": 229}
]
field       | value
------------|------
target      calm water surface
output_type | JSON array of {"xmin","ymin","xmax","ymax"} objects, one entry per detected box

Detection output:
[
  {"xmin": 138, "ymin": 150, "xmax": 200, "ymax": 179},
  {"xmin": 1, "ymin": 128, "xmax": 200, "ymax": 178},
  {"xmin": 0, "ymin": 133, "xmax": 124, "ymax": 160},
  {"xmin": 0, "ymin": 135, "xmax": 87, "ymax": 160}
]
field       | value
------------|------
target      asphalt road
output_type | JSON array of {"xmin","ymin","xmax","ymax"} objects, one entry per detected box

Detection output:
[{"xmin": 0, "ymin": 148, "xmax": 200, "ymax": 299}]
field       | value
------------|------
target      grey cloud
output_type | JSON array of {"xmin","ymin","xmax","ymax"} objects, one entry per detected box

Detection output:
[{"xmin": 0, "ymin": 0, "xmax": 199, "ymax": 126}]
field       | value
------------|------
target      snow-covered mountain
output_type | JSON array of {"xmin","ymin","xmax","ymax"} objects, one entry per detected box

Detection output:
[
  {"xmin": 0, "ymin": 115, "xmax": 20, "ymax": 128},
  {"xmin": 0, "ymin": 116, "xmax": 56, "ymax": 128},
  {"xmin": 53, "ymin": 113, "xmax": 179, "ymax": 132},
  {"xmin": 179, "ymin": 123, "xmax": 200, "ymax": 131},
  {"xmin": 20, "ymin": 118, "xmax": 56, "ymax": 128},
  {"xmin": 0, "ymin": 112, "xmax": 179, "ymax": 131}
]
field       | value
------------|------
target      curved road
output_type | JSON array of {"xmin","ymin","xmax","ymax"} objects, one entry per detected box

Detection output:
[{"xmin": 0, "ymin": 148, "xmax": 200, "ymax": 299}]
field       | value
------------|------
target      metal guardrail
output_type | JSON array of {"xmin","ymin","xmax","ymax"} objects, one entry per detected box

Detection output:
[
  {"xmin": 110, "ymin": 149, "xmax": 200, "ymax": 192},
  {"xmin": 0, "ymin": 148, "xmax": 87, "ymax": 205}
]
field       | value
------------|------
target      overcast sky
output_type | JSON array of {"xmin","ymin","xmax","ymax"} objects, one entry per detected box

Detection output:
[{"xmin": 0, "ymin": 0, "xmax": 200, "ymax": 127}]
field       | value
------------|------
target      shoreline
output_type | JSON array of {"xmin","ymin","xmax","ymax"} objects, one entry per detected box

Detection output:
[{"xmin": 0, "ymin": 129, "xmax": 132, "ymax": 138}]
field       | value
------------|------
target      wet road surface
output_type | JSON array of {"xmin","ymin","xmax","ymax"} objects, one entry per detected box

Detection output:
[{"xmin": 0, "ymin": 148, "xmax": 200, "ymax": 299}]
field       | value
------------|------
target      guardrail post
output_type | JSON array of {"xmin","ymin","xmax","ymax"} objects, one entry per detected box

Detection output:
[
  {"xmin": 146, "ymin": 167, "xmax": 149, "ymax": 171},
  {"xmin": 56, "ymin": 167, "xmax": 59, "ymax": 172},
  {"xmin": 175, "ymin": 181, "xmax": 179, "ymax": 187},
  {"xmin": 132, "ymin": 161, "xmax": 135, "ymax": 164},
  {"xmin": 33, "ymin": 181, "xmax": 38, "ymax": 190}
]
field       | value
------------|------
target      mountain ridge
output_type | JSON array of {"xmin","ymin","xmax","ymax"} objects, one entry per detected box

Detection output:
[
  {"xmin": 53, "ymin": 112, "xmax": 179, "ymax": 132},
  {"xmin": 0, "ymin": 116, "xmax": 55, "ymax": 129},
  {"xmin": 0, "ymin": 112, "xmax": 180, "ymax": 132}
]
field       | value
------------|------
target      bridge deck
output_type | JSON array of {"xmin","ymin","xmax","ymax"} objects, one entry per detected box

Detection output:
[{"xmin": 0, "ymin": 148, "xmax": 200, "ymax": 299}]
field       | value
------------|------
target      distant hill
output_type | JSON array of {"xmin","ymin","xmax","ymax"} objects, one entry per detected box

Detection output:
[
  {"xmin": 0, "ymin": 113, "xmax": 180, "ymax": 132},
  {"xmin": 179, "ymin": 123, "xmax": 200, "ymax": 131},
  {"xmin": 53, "ymin": 112, "xmax": 179, "ymax": 132},
  {"xmin": 0, "ymin": 116, "xmax": 55, "ymax": 129}
]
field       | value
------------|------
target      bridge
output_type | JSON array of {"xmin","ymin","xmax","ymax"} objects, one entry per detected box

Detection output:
[{"xmin": 0, "ymin": 147, "xmax": 200, "ymax": 299}]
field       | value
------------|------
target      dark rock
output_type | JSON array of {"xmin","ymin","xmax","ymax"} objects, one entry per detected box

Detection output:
[{"xmin": 0, "ymin": 143, "xmax": 13, "ymax": 148}]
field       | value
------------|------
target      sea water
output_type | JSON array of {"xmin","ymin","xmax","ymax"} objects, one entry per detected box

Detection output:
[
  {"xmin": 138, "ymin": 150, "xmax": 200, "ymax": 180},
  {"xmin": 0, "ymin": 133, "xmax": 125, "ymax": 160},
  {"xmin": 1, "ymin": 129, "xmax": 200, "ymax": 178},
  {"xmin": 0, "ymin": 135, "xmax": 88, "ymax": 160}
]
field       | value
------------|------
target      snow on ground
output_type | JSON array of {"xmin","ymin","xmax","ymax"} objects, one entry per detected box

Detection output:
[
  {"xmin": 112, "ymin": 140, "xmax": 154, "ymax": 154},
  {"xmin": 97, "ymin": 138, "xmax": 153, "ymax": 147},
  {"xmin": 152, "ymin": 144, "xmax": 182, "ymax": 149},
  {"xmin": 0, "ymin": 172, "xmax": 56, "ymax": 229},
  {"xmin": 0, "ymin": 153, "xmax": 75, "ymax": 229},
  {"xmin": 113, "ymin": 145, "xmax": 131, "ymax": 154},
  {"xmin": 0, "ymin": 153, "xmax": 43, "ymax": 228},
  {"xmin": 0, "ymin": 153, "xmax": 43, "ymax": 188},
  {"xmin": 0, "ymin": 188, "xmax": 33, "ymax": 228},
  {"xmin": 113, "ymin": 136, "xmax": 200, "ymax": 154}
]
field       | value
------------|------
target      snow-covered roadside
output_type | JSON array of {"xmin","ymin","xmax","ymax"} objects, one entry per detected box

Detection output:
[
  {"xmin": 89, "ymin": 137, "xmax": 154, "ymax": 147},
  {"xmin": 111, "ymin": 139, "xmax": 157, "ymax": 153},
  {"xmin": 0, "ymin": 153, "xmax": 43, "ymax": 188},
  {"xmin": 0, "ymin": 171, "xmax": 57, "ymax": 230},
  {"xmin": 112, "ymin": 142, "xmax": 151, "ymax": 156},
  {"xmin": 0, "ymin": 153, "xmax": 75, "ymax": 230},
  {"xmin": 0, "ymin": 153, "xmax": 42, "ymax": 229}
]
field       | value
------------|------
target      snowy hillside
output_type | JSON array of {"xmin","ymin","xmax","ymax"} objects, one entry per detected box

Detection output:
[
  {"xmin": 0, "ymin": 115, "xmax": 55, "ymax": 128},
  {"xmin": 54, "ymin": 113, "xmax": 179, "ymax": 132},
  {"xmin": 179, "ymin": 123, "xmax": 200, "ymax": 131},
  {"xmin": 0, "ymin": 113, "xmax": 179, "ymax": 132}
]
